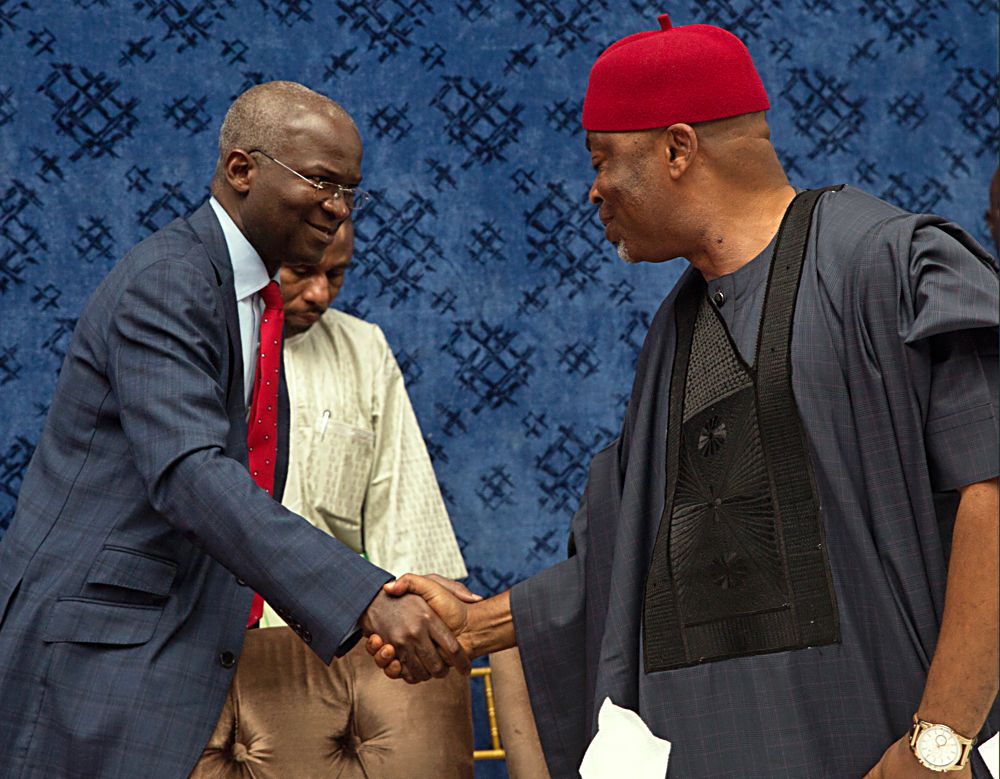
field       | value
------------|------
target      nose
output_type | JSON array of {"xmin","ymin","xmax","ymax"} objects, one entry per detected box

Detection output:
[
  {"xmin": 320, "ymin": 196, "xmax": 351, "ymax": 220},
  {"xmin": 303, "ymin": 274, "xmax": 333, "ymax": 308},
  {"xmin": 589, "ymin": 179, "xmax": 603, "ymax": 206}
]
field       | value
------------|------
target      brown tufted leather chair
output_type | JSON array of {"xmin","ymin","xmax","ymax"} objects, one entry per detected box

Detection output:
[{"xmin": 190, "ymin": 627, "xmax": 473, "ymax": 779}]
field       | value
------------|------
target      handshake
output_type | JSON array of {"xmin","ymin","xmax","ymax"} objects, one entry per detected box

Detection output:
[{"xmin": 359, "ymin": 574, "xmax": 513, "ymax": 683}]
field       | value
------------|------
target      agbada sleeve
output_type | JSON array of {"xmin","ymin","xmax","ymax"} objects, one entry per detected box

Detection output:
[
  {"xmin": 510, "ymin": 439, "xmax": 624, "ymax": 779},
  {"xmin": 905, "ymin": 226, "xmax": 999, "ymax": 491}
]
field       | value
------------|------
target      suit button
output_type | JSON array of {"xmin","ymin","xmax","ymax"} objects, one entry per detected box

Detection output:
[
  {"xmin": 712, "ymin": 289, "xmax": 726, "ymax": 307},
  {"xmin": 236, "ymin": 578, "xmax": 247, "ymax": 587},
  {"xmin": 301, "ymin": 629, "xmax": 312, "ymax": 644},
  {"xmin": 219, "ymin": 651, "xmax": 236, "ymax": 668}
]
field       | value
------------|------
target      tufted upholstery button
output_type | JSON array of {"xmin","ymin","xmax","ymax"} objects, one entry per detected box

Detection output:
[
  {"xmin": 189, "ymin": 628, "xmax": 474, "ymax": 779},
  {"xmin": 219, "ymin": 651, "xmax": 236, "ymax": 668}
]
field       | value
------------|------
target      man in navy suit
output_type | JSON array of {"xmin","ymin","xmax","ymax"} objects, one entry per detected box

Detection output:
[{"xmin": 0, "ymin": 81, "xmax": 468, "ymax": 779}]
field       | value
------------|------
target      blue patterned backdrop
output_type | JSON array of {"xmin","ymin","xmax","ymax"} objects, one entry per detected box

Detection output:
[{"xmin": 1, "ymin": 1, "xmax": 997, "ymax": 774}]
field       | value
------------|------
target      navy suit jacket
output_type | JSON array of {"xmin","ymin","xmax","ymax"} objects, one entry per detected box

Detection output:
[{"xmin": 0, "ymin": 203, "xmax": 392, "ymax": 778}]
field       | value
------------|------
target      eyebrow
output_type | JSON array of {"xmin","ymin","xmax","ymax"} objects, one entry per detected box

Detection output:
[{"xmin": 303, "ymin": 162, "xmax": 362, "ymax": 187}]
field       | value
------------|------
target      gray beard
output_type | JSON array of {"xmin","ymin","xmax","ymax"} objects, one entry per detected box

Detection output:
[{"xmin": 617, "ymin": 239, "xmax": 638, "ymax": 265}]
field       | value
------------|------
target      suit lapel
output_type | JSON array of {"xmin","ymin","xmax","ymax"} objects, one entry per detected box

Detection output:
[
  {"xmin": 187, "ymin": 201, "xmax": 289, "ymax": 493},
  {"xmin": 187, "ymin": 202, "xmax": 247, "ymax": 445},
  {"xmin": 273, "ymin": 349, "xmax": 290, "ymax": 503}
]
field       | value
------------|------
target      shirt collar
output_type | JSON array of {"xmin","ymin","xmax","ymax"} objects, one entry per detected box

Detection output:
[
  {"xmin": 208, "ymin": 197, "xmax": 278, "ymax": 300},
  {"xmin": 711, "ymin": 232, "xmax": 776, "ymax": 307}
]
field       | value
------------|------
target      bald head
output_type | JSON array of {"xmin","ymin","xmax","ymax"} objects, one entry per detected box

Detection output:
[
  {"xmin": 209, "ymin": 81, "xmax": 364, "ymax": 276},
  {"xmin": 213, "ymin": 81, "xmax": 356, "ymax": 183}
]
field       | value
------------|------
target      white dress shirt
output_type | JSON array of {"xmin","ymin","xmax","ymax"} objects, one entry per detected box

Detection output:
[
  {"xmin": 208, "ymin": 197, "xmax": 279, "ymax": 408},
  {"xmin": 208, "ymin": 200, "xmax": 367, "ymax": 647}
]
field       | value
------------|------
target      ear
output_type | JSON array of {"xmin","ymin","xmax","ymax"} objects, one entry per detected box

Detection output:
[
  {"xmin": 661, "ymin": 124, "xmax": 698, "ymax": 180},
  {"xmin": 223, "ymin": 149, "xmax": 255, "ymax": 195}
]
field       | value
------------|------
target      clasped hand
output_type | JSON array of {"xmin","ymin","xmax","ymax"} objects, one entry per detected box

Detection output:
[{"xmin": 361, "ymin": 574, "xmax": 480, "ymax": 684}]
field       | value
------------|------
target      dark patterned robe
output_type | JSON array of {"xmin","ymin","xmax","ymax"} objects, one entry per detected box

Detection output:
[{"xmin": 511, "ymin": 186, "xmax": 1000, "ymax": 779}]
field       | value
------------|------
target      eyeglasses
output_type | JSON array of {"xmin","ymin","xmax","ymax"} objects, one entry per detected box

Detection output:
[{"xmin": 248, "ymin": 148, "xmax": 373, "ymax": 211}]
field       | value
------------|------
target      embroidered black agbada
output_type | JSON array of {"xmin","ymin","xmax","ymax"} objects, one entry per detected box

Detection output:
[{"xmin": 510, "ymin": 186, "xmax": 1000, "ymax": 779}]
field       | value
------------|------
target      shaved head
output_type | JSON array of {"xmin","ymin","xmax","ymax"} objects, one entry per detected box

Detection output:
[
  {"xmin": 209, "ymin": 81, "xmax": 364, "ymax": 274},
  {"xmin": 689, "ymin": 112, "xmax": 783, "ymax": 184},
  {"xmin": 599, "ymin": 112, "xmax": 777, "ymax": 184},
  {"xmin": 692, "ymin": 111, "xmax": 771, "ymax": 143},
  {"xmin": 214, "ymin": 81, "xmax": 356, "ymax": 178}
]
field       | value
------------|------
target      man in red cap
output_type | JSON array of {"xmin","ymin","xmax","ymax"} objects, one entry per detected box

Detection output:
[{"xmin": 370, "ymin": 14, "xmax": 999, "ymax": 779}]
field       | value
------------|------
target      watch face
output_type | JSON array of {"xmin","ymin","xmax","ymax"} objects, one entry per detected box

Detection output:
[{"xmin": 916, "ymin": 725, "xmax": 961, "ymax": 769}]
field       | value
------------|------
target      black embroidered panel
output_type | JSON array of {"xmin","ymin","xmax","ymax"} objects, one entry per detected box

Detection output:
[
  {"xmin": 643, "ymin": 187, "xmax": 841, "ymax": 673},
  {"xmin": 674, "ymin": 380, "xmax": 790, "ymax": 628},
  {"xmin": 683, "ymin": 301, "xmax": 749, "ymax": 420}
]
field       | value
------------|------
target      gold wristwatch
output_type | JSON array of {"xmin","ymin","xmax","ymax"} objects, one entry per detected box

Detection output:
[{"xmin": 909, "ymin": 714, "xmax": 975, "ymax": 772}]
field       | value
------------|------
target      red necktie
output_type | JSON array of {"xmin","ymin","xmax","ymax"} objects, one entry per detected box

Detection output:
[{"xmin": 246, "ymin": 280, "xmax": 283, "ymax": 627}]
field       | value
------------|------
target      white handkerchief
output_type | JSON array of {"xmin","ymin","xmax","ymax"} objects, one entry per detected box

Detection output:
[
  {"xmin": 579, "ymin": 698, "xmax": 671, "ymax": 779},
  {"xmin": 980, "ymin": 731, "xmax": 999, "ymax": 779}
]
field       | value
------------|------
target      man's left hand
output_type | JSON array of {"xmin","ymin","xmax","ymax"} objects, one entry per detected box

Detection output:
[{"xmin": 863, "ymin": 735, "xmax": 972, "ymax": 779}]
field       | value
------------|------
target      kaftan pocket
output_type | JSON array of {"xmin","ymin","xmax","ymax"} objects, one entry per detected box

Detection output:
[{"xmin": 307, "ymin": 420, "xmax": 375, "ymax": 551}]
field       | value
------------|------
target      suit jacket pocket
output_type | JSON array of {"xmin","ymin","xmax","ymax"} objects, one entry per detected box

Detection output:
[
  {"xmin": 86, "ymin": 545, "xmax": 177, "ymax": 597},
  {"xmin": 41, "ymin": 597, "xmax": 163, "ymax": 646}
]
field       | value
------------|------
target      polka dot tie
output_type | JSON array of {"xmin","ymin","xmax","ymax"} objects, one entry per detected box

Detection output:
[{"xmin": 246, "ymin": 280, "xmax": 284, "ymax": 627}]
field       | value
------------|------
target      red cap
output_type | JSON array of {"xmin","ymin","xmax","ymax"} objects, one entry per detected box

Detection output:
[{"xmin": 582, "ymin": 13, "xmax": 770, "ymax": 131}]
